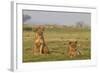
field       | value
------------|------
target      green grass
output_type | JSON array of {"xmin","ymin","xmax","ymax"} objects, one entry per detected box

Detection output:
[{"xmin": 23, "ymin": 26, "xmax": 91, "ymax": 62}]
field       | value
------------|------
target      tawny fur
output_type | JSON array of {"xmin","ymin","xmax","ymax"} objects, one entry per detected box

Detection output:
[
  {"xmin": 33, "ymin": 26, "xmax": 49, "ymax": 55},
  {"xmin": 67, "ymin": 40, "xmax": 78, "ymax": 58}
]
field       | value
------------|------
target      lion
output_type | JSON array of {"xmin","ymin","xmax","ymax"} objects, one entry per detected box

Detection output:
[
  {"xmin": 67, "ymin": 39, "xmax": 83, "ymax": 58},
  {"xmin": 33, "ymin": 26, "xmax": 49, "ymax": 55},
  {"xmin": 67, "ymin": 40, "xmax": 78, "ymax": 58}
]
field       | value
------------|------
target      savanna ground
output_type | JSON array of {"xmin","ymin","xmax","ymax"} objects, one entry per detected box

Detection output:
[{"xmin": 23, "ymin": 25, "xmax": 91, "ymax": 62}]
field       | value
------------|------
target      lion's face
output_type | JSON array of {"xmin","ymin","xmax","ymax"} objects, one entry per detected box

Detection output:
[
  {"xmin": 69, "ymin": 40, "xmax": 77, "ymax": 48},
  {"xmin": 35, "ymin": 26, "xmax": 45, "ymax": 35}
]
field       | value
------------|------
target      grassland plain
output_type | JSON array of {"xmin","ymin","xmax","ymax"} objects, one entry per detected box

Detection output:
[{"xmin": 23, "ymin": 25, "xmax": 91, "ymax": 62}]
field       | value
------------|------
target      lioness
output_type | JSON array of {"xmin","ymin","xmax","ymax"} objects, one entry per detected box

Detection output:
[
  {"xmin": 33, "ymin": 26, "xmax": 49, "ymax": 55},
  {"xmin": 67, "ymin": 40, "xmax": 78, "ymax": 58}
]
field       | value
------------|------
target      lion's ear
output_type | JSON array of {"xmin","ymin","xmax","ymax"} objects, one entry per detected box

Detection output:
[
  {"xmin": 75, "ymin": 41, "xmax": 77, "ymax": 44},
  {"xmin": 69, "ymin": 41, "xmax": 72, "ymax": 44}
]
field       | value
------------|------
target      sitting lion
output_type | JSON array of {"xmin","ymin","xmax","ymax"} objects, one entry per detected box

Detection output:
[{"xmin": 33, "ymin": 26, "xmax": 49, "ymax": 55}]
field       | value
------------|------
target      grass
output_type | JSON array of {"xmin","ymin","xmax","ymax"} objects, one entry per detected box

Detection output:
[{"xmin": 23, "ymin": 26, "xmax": 91, "ymax": 62}]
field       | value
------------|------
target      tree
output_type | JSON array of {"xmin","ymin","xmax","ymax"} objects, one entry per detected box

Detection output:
[
  {"xmin": 23, "ymin": 14, "xmax": 31, "ymax": 23},
  {"xmin": 76, "ymin": 21, "xmax": 84, "ymax": 28}
]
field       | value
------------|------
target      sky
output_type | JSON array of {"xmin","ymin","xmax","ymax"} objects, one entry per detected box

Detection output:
[{"xmin": 23, "ymin": 10, "xmax": 91, "ymax": 25}]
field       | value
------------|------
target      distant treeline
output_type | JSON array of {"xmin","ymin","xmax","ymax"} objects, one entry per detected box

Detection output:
[
  {"xmin": 23, "ymin": 24, "xmax": 90, "ymax": 31},
  {"xmin": 23, "ymin": 26, "xmax": 32, "ymax": 31}
]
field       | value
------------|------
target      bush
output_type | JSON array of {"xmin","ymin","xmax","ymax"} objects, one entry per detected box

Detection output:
[{"xmin": 23, "ymin": 27, "xmax": 32, "ymax": 31}]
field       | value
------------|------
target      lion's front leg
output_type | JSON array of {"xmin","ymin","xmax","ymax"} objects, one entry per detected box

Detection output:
[{"xmin": 40, "ymin": 44, "xmax": 43, "ymax": 55}]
